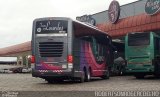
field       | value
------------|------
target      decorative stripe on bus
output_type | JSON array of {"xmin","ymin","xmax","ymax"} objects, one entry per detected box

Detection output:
[
  {"xmin": 39, "ymin": 70, "xmax": 63, "ymax": 73},
  {"xmin": 36, "ymin": 33, "xmax": 67, "ymax": 37}
]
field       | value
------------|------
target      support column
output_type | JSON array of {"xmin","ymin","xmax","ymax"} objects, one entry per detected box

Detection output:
[
  {"xmin": 22, "ymin": 56, "xmax": 26, "ymax": 67},
  {"xmin": 17, "ymin": 56, "xmax": 23, "ymax": 66}
]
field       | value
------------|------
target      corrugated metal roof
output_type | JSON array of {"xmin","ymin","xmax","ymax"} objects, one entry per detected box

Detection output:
[
  {"xmin": 0, "ymin": 41, "xmax": 31, "ymax": 56},
  {"xmin": 96, "ymin": 13, "xmax": 160, "ymax": 38}
]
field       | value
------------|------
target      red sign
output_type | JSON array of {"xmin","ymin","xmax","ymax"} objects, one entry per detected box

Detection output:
[{"xmin": 108, "ymin": 0, "xmax": 120, "ymax": 24}]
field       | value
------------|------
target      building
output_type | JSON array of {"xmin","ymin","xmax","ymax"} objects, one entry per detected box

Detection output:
[
  {"xmin": 0, "ymin": 41, "xmax": 31, "ymax": 67},
  {"xmin": 88, "ymin": 0, "xmax": 160, "ymax": 38}
]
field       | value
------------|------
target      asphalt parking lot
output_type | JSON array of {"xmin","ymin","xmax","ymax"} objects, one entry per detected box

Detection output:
[{"xmin": 0, "ymin": 74, "xmax": 160, "ymax": 92}]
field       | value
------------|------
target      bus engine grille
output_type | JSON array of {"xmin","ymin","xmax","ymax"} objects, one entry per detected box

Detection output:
[{"xmin": 39, "ymin": 42, "xmax": 63, "ymax": 57}]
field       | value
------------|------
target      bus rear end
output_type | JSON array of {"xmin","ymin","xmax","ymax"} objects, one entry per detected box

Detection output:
[
  {"xmin": 31, "ymin": 18, "xmax": 74, "ymax": 82},
  {"xmin": 125, "ymin": 32, "xmax": 154, "ymax": 78}
]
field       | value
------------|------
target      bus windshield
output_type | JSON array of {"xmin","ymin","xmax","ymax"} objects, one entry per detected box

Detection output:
[
  {"xmin": 35, "ymin": 20, "xmax": 68, "ymax": 34},
  {"xmin": 128, "ymin": 33, "xmax": 150, "ymax": 46}
]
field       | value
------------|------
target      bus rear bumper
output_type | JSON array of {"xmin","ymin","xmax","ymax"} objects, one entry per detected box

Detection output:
[
  {"xmin": 125, "ymin": 64, "xmax": 154, "ymax": 73},
  {"xmin": 125, "ymin": 68, "xmax": 154, "ymax": 75},
  {"xmin": 32, "ymin": 69, "xmax": 82, "ymax": 79}
]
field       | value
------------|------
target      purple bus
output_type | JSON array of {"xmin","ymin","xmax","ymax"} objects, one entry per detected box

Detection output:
[{"xmin": 31, "ymin": 17, "xmax": 114, "ymax": 83}]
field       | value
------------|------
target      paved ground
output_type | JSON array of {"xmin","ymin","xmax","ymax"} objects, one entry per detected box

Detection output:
[
  {"xmin": 0, "ymin": 74, "xmax": 160, "ymax": 91},
  {"xmin": 0, "ymin": 65, "xmax": 21, "ymax": 70}
]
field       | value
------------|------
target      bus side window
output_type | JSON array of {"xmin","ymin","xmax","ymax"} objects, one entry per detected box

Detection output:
[
  {"xmin": 155, "ymin": 37, "xmax": 160, "ymax": 53},
  {"xmin": 80, "ymin": 36, "xmax": 91, "ymax": 42},
  {"xmin": 91, "ymin": 37, "xmax": 98, "ymax": 55}
]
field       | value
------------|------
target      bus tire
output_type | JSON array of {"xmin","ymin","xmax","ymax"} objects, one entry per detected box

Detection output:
[
  {"xmin": 79, "ymin": 71, "xmax": 85, "ymax": 83},
  {"xmin": 101, "ymin": 71, "xmax": 109, "ymax": 79},
  {"xmin": 154, "ymin": 60, "xmax": 160, "ymax": 77},
  {"xmin": 85, "ymin": 68, "xmax": 91, "ymax": 82},
  {"xmin": 54, "ymin": 79, "xmax": 64, "ymax": 83},
  {"xmin": 134, "ymin": 74, "xmax": 145, "ymax": 79},
  {"xmin": 45, "ymin": 79, "xmax": 54, "ymax": 83}
]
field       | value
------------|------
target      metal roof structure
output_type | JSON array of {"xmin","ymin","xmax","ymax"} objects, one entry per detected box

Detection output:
[
  {"xmin": 1, "ymin": 12, "xmax": 160, "ymax": 56},
  {"xmin": 97, "ymin": 13, "xmax": 160, "ymax": 38},
  {"xmin": 0, "ymin": 41, "xmax": 31, "ymax": 56}
]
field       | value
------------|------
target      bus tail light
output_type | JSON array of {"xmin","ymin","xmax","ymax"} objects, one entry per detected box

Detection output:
[
  {"xmin": 67, "ymin": 55, "xmax": 73, "ymax": 69},
  {"xmin": 31, "ymin": 56, "xmax": 35, "ymax": 63},
  {"xmin": 67, "ymin": 55, "xmax": 73, "ymax": 63}
]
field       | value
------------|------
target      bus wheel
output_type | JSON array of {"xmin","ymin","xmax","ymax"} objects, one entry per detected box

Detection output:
[
  {"xmin": 45, "ymin": 79, "xmax": 54, "ymax": 83},
  {"xmin": 101, "ymin": 71, "xmax": 109, "ymax": 79},
  {"xmin": 85, "ymin": 68, "xmax": 91, "ymax": 82},
  {"xmin": 54, "ymin": 79, "xmax": 64, "ymax": 83},
  {"xmin": 154, "ymin": 61, "xmax": 160, "ymax": 77},
  {"xmin": 79, "ymin": 71, "xmax": 85, "ymax": 83},
  {"xmin": 134, "ymin": 74, "xmax": 145, "ymax": 79}
]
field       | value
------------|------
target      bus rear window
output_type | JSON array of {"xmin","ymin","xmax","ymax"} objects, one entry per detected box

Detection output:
[
  {"xmin": 128, "ymin": 33, "xmax": 150, "ymax": 46},
  {"xmin": 35, "ymin": 20, "xmax": 68, "ymax": 34}
]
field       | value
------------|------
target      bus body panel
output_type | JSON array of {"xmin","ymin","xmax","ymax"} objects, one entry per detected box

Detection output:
[
  {"xmin": 72, "ymin": 37, "xmax": 109, "ymax": 77},
  {"xmin": 32, "ymin": 17, "xmax": 75, "ymax": 78},
  {"xmin": 35, "ymin": 36, "xmax": 68, "ymax": 70},
  {"xmin": 125, "ymin": 32, "xmax": 160, "ymax": 74},
  {"xmin": 32, "ymin": 17, "xmax": 113, "ymax": 80}
]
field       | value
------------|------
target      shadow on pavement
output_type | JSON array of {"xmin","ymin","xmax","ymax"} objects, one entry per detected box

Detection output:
[
  {"xmin": 38, "ymin": 77, "xmax": 108, "ymax": 85},
  {"xmin": 131, "ymin": 75, "xmax": 160, "ymax": 80}
]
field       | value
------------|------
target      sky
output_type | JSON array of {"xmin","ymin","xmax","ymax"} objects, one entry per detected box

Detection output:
[{"xmin": 0, "ymin": 0, "xmax": 138, "ymax": 48}]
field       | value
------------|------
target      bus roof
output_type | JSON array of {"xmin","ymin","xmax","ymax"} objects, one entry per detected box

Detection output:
[
  {"xmin": 33, "ymin": 17, "xmax": 110, "ymax": 38},
  {"xmin": 73, "ymin": 19, "xmax": 109, "ymax": 37}
]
